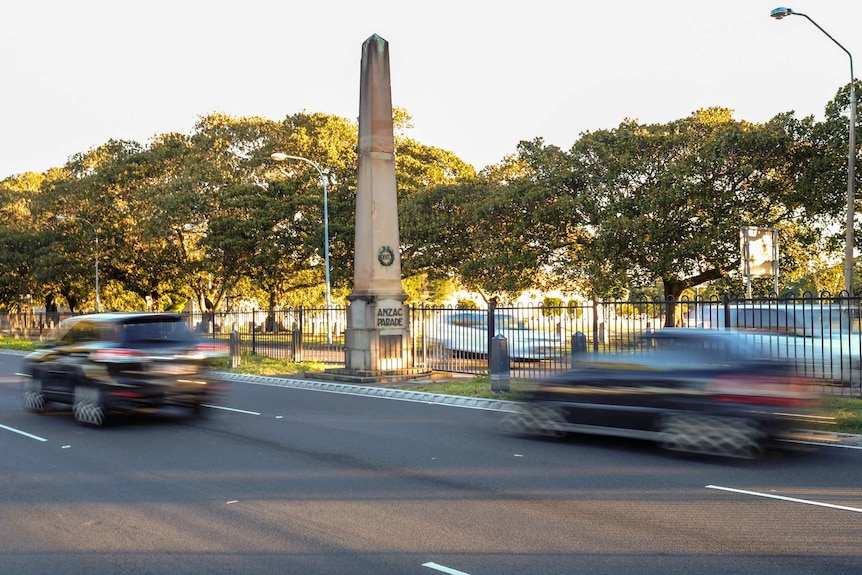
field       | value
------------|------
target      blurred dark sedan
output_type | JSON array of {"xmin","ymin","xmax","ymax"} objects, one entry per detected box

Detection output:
[
  {"xmin": 20, "ymin": 312, "xmax": 226, "ymax": 426},
  {"xmin": 500, "ymin": 329, "xmax": 828, "ymax": 458}
]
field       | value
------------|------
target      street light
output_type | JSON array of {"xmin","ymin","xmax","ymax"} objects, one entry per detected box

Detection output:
[
  {"xmin": 771, "ymin": 7, "xmax": 857, "ymax": 295},
  {"xmin": 57, "ymin": 215, "xmax": 100, "ymax": 312},
  {"xmin": 271, "ymin": 152, "xmax": 332, "ymax": 341}
]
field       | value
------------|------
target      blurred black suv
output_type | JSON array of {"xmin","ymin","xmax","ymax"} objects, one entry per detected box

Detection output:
[{"xmin": 20, "ymin": 313, "xmax": 225, "ymax": 426}]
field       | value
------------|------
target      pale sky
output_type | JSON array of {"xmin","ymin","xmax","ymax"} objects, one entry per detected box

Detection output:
[{"xmin": 1, "ymin": 0, "xmax": 860, "ymax": 179}]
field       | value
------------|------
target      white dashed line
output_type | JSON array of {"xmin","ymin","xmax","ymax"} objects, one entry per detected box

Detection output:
[
  {"xmin": 706, "ymin": 485, "xmax": 862, "ymax": 513},
  {"xmin": 0, "ymin": 423, "xmax": 48, "ymax": 442},
  {"xmin": 422, "ymin": 562, "xmax": 471, "ymax": 575},
  {"xmin": 203, "ymin": 404, "xmax": 261, "ymax": 416}
]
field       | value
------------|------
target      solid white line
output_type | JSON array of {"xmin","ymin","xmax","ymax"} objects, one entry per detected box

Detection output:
[
  {"xmin": 202, "ymin": 404, "xmax": 261, "ymax": 416},
  {"xmin": 0, "ymin": 423, "xmax": 48, "ymax": 442},
  {"xmin": 785, "ymin": 439, "xmax": 862, "ymax": 450},
  {"xmin": 706, "ymin": 485, "xmax": 862, "ymax": 513},
  {"xmin": 422, "ymin": 562, "xmax": 471, "ymax": 575}
]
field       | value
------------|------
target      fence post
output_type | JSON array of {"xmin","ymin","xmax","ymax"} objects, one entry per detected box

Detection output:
[
  {"xmin": 251, "ymin": 309, "xmax": 257, "ymax": 355},
  {"xmin": 592, "ymin": 294, "xmax": 600, "ymax": 352},
  {"xmin": 488, "ymin": 298, "xmax": 497, "ymax": 346},
  {"xmin": 228, "ymin": 329, "xmax": 241, "ymax": 368},
  {"xmin": 723, "ymin": 292, "xmax": 731, "ymax": 329},
  {"xmin": 570, "ymin": 331, "xmax": 587, "ymax": 368},
  {"xmin": 490, "ymin": 334, "xmax": 510, "ymax": 392},
  {"xmin": 293, "ymin": 306, "xmax": 304, "ymax": 363},
  {"xmin": 292, "ymin": 327, "xmax": 303, "ymax": 363}
]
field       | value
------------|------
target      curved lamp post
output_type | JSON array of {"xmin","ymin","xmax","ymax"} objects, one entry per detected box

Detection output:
[
  {"xmin": 57, "ymin": 215, "xmax": 100, "ymax": 312},
  {"xmin": 771, "ymin": 7, "xmax": 857, "ymax": 295},
  {"xmin": 271, "ymin": 152, "xmax": 332, "ymax": 342}
]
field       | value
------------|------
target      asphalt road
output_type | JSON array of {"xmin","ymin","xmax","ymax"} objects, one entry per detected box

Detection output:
[{"xmin": 1, "ymin": 351, "xmax": 861, "ymax": 575}]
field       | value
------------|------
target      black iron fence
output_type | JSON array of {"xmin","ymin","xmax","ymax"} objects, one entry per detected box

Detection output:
[{"xmin": 2, "ymin": 294, "xmax": 860, "ymax": 394}]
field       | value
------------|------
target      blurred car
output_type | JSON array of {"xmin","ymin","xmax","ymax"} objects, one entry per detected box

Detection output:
[
  {"xmin": 429, "ymin": 310, "xmax": 558, "ymax": 361},
  {"xmin": 499, "ymin": 329, "xmax": 827, "ymax": 458},
  {"xmin": 20, "ymin": 312, "xmax": 226, "ymax": 426},
  {"xmin": 690, "ymin": 303, "xmax": 862, "ymax": 387}
]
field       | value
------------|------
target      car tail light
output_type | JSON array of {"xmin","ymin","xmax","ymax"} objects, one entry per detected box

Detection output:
[
  {"xmin": 90, "ymin": 348, "xmax": 145, "ymax": 363},
  {"xmin": 192, "ymin": 342, "xmax": 228, "ymax": 358},
  {"xmin": 706, "ymin": 375, "xmax": 817, "ymax": 408},
  {"xmin": 109, "ymin": 390, "xmax": 145, "ymax": 398}
]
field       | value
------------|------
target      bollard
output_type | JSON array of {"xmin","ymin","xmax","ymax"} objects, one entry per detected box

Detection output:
[
  {"xmin": 570, "ymin": 331, "xmax": 587, "ymax": 368},
  {"xmin": 228, "ymin": 329, "xmax": 241, "ymax": 368},
  {"xmin": 490, "ymin": 334, "xmax": 510, "ymax": 393},
  {"xmin": 292, "ymin": 327, "xmax": 303, "ymax": 363}
]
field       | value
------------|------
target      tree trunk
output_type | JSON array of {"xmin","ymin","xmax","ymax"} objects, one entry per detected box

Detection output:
[{"xmin": 662, "ymin": 279, "xmax": 688, "ymax": 328}]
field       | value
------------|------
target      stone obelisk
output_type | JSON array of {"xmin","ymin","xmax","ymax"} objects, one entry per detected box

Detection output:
[{"xmin": 341, "ymin": 34, "xmax": 418, "ymax": 379}]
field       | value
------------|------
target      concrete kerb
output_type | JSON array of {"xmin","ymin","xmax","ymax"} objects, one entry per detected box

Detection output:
[{"xmin": 216, "ymin": 371, "xmax": 519, "ymax": 412}]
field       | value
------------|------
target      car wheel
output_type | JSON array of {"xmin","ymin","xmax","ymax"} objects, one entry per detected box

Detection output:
[
  {"xmin": 21, "ymin": 374, "xmax": 48, "ymax": 412},
  {"xmin": 499, "ymin": 404, "xmax": 567, "ymax": 438},
  {"xmin": 659, "ymin": 413, "xmax": 763, "ymax": 458},
  {"xmin": 73, "ymin": 385, "xmax": 107, "ymax": 426}
]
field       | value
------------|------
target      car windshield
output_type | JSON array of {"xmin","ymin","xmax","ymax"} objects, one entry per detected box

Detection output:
[
  {"xmin": 121, "ymin": 319, "xmax": 196, "ymax": 344},
  {"xmin": 646, "ymin": 332, "xmax": 757, "ymax": 367}
]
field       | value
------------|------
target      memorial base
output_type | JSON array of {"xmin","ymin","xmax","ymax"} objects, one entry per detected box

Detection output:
[{"xmin": 341, "ymin": 295, "xmax": 412, "ymax": 381}]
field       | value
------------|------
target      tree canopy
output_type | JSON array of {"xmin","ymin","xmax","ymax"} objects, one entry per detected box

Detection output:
[{"xmin": 0, "ymin": 86, "xmax": 858, "ymax": 314}]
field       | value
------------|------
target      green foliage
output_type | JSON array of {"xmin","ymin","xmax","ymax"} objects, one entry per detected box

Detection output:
[
  {"xmin": 557, "ymin": 108, "xmax": 824, "ymax": 322},
  {"xmin": 197, "ymin": 352, "xmax": 324, "ymax": 376},
  {"xmin": 823, "ymin": 396, "xmax": 862, "ymax": 435},
  {"xmin": 542, "ymin": 297, "xmax": 563, "ymax": 317},
  {"xmin": 401, "ymin": 274, "xmax": 459, "ymax": 305},
  {"xmin": 412, "ymin": 374, "xmax": 526, "ymax": 401},
  {"xmin": 0, "ymin": 337, "xmax": 40, "ymax": 351},
  {"xmin": 0, "ymin": 88, "xmax": 858, "ymax": 313},
  {"xmin": 456, "ymin": 299, "xmax": 479, "ymax": 309},
  {"xmin": 616, "ymin": 303, "xmax": 639, "ymax": 318},
  {"xmin": 566, "ymin": 300, "xmax": 584, "ymax": 319}
]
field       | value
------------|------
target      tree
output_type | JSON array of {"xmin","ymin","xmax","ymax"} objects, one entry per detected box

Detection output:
[
  {"xmin": 258, "ymin": 111, "xmax": 360, "ymax": 304},
  {"xmin": 401, "ymin": 137, "xmax": 585, "ymax": 300},
  {"xmin": 31, "ymin": 140, "xmax": 147, "ymax": 312},
  {"xmin": 562, "ymin": 108, "xmax": 818, "ymax": 325},
  {"xmin": 0, "ymin": 172, "xmax": 45, "ymax": 309},
  {"xmin": 790, "ymin": 81, "xmax": 862, "ymax": 292}
]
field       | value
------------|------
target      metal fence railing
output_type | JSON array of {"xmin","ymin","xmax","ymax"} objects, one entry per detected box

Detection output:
[{"xmin": 2, "ymin": 294, "xmax": 860, "ymax": 394}]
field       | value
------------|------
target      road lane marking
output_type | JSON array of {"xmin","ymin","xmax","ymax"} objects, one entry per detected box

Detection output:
[
  {"xmin": 706, "ymin": 485, "xmax": 862, "ymax": 513},
  {"xmin": 422, "ymin": 562, "xmax": 471, "ymax": 575},
  {"xmin": 203, "ymin": 404, "xmax": 261, "ymax": 416},
  {"xmin": 0, "ymin": 423, "xmax": 48, "ymax": 442},
  {"xmin": 785, "ymin": 439, "xmax": 862, "ymax": 450}
]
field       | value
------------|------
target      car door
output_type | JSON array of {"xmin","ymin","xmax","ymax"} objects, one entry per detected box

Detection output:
[{"xmin": 40, "ymin": 319, "xmax": 102, "ymax": 402}]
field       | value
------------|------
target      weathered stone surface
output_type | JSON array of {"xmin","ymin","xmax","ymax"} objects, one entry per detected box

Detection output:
[{"xmin": 341, "ymin": 34, "xmax": 412, "ymax": 377}]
